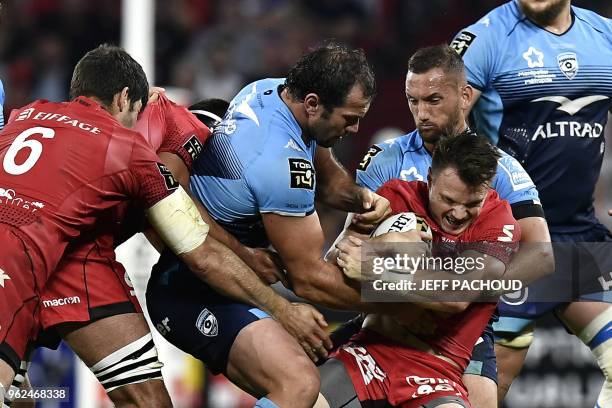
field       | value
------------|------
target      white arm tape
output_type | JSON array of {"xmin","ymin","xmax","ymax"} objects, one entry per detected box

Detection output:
[{"xmin": 146, "ymin": 186, "xmax": 209, "ymax": 254}]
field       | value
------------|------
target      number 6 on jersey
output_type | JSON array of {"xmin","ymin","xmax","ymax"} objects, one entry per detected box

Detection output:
[{"xmin": 2, "ymin": 127, "xmax": 55, "ymax": 175}]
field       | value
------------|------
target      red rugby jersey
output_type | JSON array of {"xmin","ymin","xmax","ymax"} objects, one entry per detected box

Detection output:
[
  {"xmin": 376, "ymin": 179, "xmax": 521, "ymax": 369},
  {"xmin": 134, "ymin": 92, "xmax": 211, "ymax": 170},
  {"xmin": 113, "ymin": 93, "xmax": 212, "ymax": 244},
  {"xmin": 0, "ymin": 97, "xmax": 177, "ymax": 279}
]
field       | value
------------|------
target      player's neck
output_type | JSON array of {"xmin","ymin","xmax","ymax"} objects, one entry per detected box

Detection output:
[{"xmin": 280, "ymin": 87, "xmax": 311, "ymax": 143}]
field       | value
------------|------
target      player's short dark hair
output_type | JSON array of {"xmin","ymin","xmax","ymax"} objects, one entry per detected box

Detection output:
[
  {"xmin": 70, "ymin": 44, "xmax": 149, "ymax": 111},
  {"xmin": 189, "ymin": 98, "xmax": 230, "ymax": 129},
  {"xmin": 408, "ymin": 45, "xmax": 466, "ymax": 82},
  {"xmin": 285, "ymin": 41, "xmax": 376, "ymax": 110},
  {"xmin": 431, "ymin": 131, "xmax": 500, "ymax": 188}
]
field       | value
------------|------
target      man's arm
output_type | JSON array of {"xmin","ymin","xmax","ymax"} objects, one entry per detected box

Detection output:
[
  {"xmin": 145, "ymin": 186, "xmax": 331, "ymax": 358},
  {"xmin": 314, "ymin": 146, "xmax": 390, "ymax": 230},
  {"xmin": 334, "ymin": 231, "xmax": 476, "ymax": 313},
  {"xmin": 159, "ymin": 151, "xmax": 287, "ymax": 285},
  {"xmin": 314, "ymin": 146, "xmax": 361, "ymax": 211},
  {"xmin": 505, "ymin": 216, "xmax": 554, "ymax": 285},
  {"xmin": 262, "ymin": 211, "xmax": 400, "ymax": 313}
]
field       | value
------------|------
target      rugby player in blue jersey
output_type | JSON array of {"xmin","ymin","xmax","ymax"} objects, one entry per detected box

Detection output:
[
  {"xmin": 326, "ymin": 45, "xmax": 553, "ymax": 408},
  {"xmin": 452, "ymin": 0, "xmax": 612, "ymax": 405},
  {"xmin": 145, "ymin": 43, "xmax": 402, "ymax": 408}
]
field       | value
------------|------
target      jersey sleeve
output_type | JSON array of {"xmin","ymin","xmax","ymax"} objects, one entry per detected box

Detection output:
[
  {"xmin": 450, "ymin": 17, "xmax": 498, "ymax": 91},
  {"xmin": 245, "ymin": 153, "xmax": 315, "ymax": 216},
  {"xmin": 133, "ymin": 97, "xmax": 166, "ymax": 151},
  {"xmin": 356, "ymin": 143, "xmax": 400, "ymax": 191},
  {"xmin": 492, "ymin": 151, "xmax": 541, "ymax": 207},
  {"xmin": 127, "ymin": 134, "xmax": 179, "ymax": 209},
  {"xmin": 156, "ymin": 94, "xmax": 211, "ymax": 171}
]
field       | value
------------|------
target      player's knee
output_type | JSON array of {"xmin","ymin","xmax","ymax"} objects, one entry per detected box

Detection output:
[
  {"xmin": 275, "ymin": 354, "xmax": 320, "ymax": 402},
  {"xmin": 576, "ymin": 308, "xmax": 612, "ymax": 405},
  {"xmin": 0, "ymin": 359, "xmax": 16, "ymax": 397}
]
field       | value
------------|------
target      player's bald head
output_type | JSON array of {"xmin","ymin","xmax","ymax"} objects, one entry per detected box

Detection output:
[{"xmin": 407, "ymin": 45, "xmax": 466, "ymax": 86}]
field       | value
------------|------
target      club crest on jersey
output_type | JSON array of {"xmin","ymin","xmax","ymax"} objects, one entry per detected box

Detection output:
[
  {"xmin": 450, "ymin": 31, "xmax": 476, "ymax": 57},
  {"xmin": 501, "ymin": 287, "xmax": 529, "ymax": 306},
  {"xmin": 183, "ymin": 135, "xmax": 204, "ymax": 161},
  {"xmin": 195, "ymin": 308, "xmax": 218, "ymax": 337},
  {"xmin": 288, "ymin": 158, "xmax": 315, "ymax": 190},
  {"xmin": 557, "ymin": 52, "xmax": 578, "ymax": 80},
  {"xmin": 155, "ymin": 163, "xmax": 179, "ymax": 190},
  {"xmin": 358, "ymin": 145, "xmax": 383, "ymax": 171}
]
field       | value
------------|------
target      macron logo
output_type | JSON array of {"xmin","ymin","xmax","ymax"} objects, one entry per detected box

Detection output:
[
  {"xmin": 531, "ymin": 95, "xmax": 609, "ymax": 115},
  {"xmin": 42, "ymin": 296, "xmax": 81, "ymax": 307}
]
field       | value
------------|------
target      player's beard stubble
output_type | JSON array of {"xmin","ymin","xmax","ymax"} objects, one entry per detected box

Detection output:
[
  {"xmin": 519, "ymin": 0, "xmax": 569, "ymax": 26},
  {"xmin": 417, "ymin": 103, "xmax": 464, "ymax": 146}
]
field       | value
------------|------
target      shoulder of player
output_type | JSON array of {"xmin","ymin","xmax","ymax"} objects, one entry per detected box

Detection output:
[
  {"xmin": 481, "ymin": 189, "xmax": 514, "ymax": 220},
  {"xmin": 246, "ymin": 131, "xmax": 312, "ymax": 180},
  {"xmin": 466, "ymin": 190, "xmax": 518, "ymax": 241},
  {"xmin": 378, "ymin": 179, "xmax": 429, "ymax": 216},
  {"xmin": 112, "ymin": 124, "xmax": 153, "ymax": 151},
  {"xmin": 377, "ymin": 178, "xmax": 425, "ymax": 200},
  {"xmin": 495, "ymin": 148, "xmax": 522, "ymax": 170},
  {"xmin": 371, "ymin": 131, "xmax": 418, "ymax": 158},
  {"xmin": 456, "ymin": 1, "xmax": 521, "ymax": 42},
  {"xmin": 572, "ymin": 5, "xmax": 612, "ymax": 36}
]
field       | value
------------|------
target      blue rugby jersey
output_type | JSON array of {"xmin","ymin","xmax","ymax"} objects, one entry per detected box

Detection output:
[
  {"xmin": 190, "ymin": 78, "xmax": 317, "ymax": 247},
  {"xmin": 356, "ymin": 129, "xmax": 540, "ymax": 209},
  {"xmin": 452, "ymin": 0, "xmax": 612, "ymax": 233}
]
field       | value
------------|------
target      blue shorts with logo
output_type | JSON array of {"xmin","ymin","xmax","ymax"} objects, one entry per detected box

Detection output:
[
  {"xmin": 496, "ymin": 223, "xmax": 612, "ymax": 336},
  {"xmin": 145, "ymin": 249, "xmax": 269, "ymax": 374}
]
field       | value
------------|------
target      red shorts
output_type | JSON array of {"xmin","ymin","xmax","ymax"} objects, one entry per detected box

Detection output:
[
  {"xmin": 39, "ymin": 241, "xmax": 141, "ymax": 330},
  {"xmin": 332, "ymin": 330, "xmax": 471, "ymax": 408},
  {"xmin": 0, "ymin": 227, "xmax": 45, "ymax": 370}
]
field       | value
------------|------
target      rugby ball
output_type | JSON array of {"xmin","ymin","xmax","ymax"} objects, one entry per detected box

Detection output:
[{"xmin": 370, "ymin": 212, "xmax": 431, "ymax": 237}]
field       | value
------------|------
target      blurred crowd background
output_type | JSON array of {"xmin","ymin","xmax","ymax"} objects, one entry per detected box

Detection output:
[{"xmin": 1, "ymin": 1, "xmax": 610, "ymax": 407}]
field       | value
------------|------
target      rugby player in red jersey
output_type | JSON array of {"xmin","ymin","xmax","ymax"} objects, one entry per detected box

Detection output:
[
  {"xmin": 317, "ymin": 133, "xmax": 521, "ymax": 408},
  {"xmin": 26, "ymin": 93, "xmax": 299, "ymax": 407},
  {"xmin": 0, "ymin": 44, "xmax": 329, "ymax": 406}
]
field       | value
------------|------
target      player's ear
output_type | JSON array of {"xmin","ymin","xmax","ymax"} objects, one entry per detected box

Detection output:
[
  {"xmin": 117, "ymin": 87, "xmax": 130, "ymax": 112},
  {"xmin": 304, "ymin": 93, "xmax": 321, "ymax": 117},
  {"xmin": 460, "ymin": 84, "xmax": 473, "ymax": 110}
]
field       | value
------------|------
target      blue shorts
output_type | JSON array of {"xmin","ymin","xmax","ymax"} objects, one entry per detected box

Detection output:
[
  {"xmin": 465, "ymin": 320, "xmax": 498, "ymax": 383},
  {"xmin": 145, "ymin": 250, "xmax": 269, "ymax": 374},
  {"xmin": 496, "ymin": 223, "xmax": 612, "ymax": 336}
]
